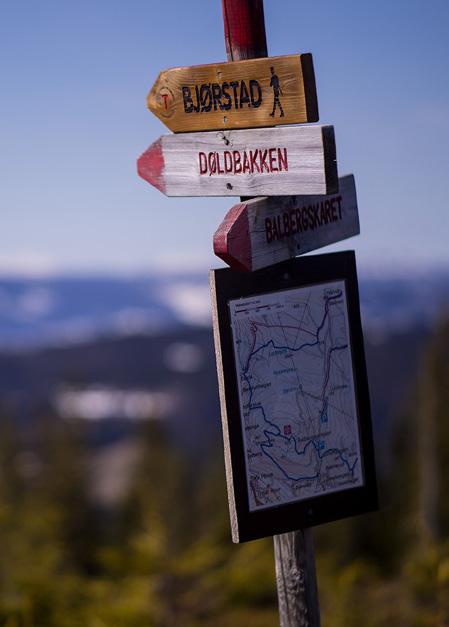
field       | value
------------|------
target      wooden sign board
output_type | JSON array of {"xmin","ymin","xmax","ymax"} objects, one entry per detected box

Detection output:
[
  {"xmin": 137, "ymin": 125, "xmax": 337, "ymax": 197},
  {"xmin": 214, "ymin": 175, "xmax": 359, "ymax": 272},
  {"xmin": 210, "ymin": 251, "xmax": 377, "ymax": 543},
  {"xmin": 147, "ymin": 54, "xmax": 318, "ymax": 133}
]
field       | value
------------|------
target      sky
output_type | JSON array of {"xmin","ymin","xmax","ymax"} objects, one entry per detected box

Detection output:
[{"xmin": 1, "ymin": 0, "xmax": 449, "ymax": 276}]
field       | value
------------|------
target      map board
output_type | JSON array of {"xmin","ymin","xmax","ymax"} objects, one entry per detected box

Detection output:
[{"xmin": 210, "ymin": 251, "xmax": 377, "ymax": 542}]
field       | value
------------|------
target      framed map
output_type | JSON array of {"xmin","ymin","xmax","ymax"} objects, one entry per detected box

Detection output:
[{"xmin": 210, "ymin": 251, "xmax": 377, "ymax": 542}]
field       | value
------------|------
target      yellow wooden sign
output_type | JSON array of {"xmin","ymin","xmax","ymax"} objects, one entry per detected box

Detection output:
[{"xmin": 147, "ymin": 53, "xmax": 318, "ymax": 133}]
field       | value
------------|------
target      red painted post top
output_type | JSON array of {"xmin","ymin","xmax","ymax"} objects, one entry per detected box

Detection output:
[{"xmin": 221, "ymin": 0, "xmax": 268, "ymax": 61}]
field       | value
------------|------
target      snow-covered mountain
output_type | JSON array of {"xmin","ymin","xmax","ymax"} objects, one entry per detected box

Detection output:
[
  {"xmin": 0, "ymin": 268, "xmax": 448, "ymax": 349},
  {"xmin": 0, "ymin": 274, "xmax": 211, "ymax": 348}
]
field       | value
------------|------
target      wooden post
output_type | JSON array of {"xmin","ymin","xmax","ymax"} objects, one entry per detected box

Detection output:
[
  {"xmin": 220, "ymin": 2, "xmax": 321, "ymax": 626},
  {"xmin": 274, "ymin": 530, "xmax": 321, "ymax": 627},
  {"xmin": 221, "ymin": 0, "xmax": 268, "ymax": 61},
  {"xmin": 221, "ymin": 0, "xmax": 268, "ymax": 202}
]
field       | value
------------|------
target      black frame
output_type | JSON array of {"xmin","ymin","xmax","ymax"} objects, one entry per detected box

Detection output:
[{"xmin": 210, "ymin": 251, "xmax": 377, "ymax": 543}]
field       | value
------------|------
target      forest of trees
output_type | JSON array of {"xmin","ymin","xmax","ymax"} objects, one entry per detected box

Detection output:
[{"xmin": 0, "ymin": 318, "xmax": 449, "ymax": 626}]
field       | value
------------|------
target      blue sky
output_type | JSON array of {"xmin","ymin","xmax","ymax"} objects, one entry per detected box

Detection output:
[{"xmin": 1, "ymin": 0, "xmax": 449, "ymax": 275}]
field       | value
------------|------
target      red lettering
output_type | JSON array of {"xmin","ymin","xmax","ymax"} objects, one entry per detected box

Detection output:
[
  {"xmin": 336, "ymin": 195, "xmax": 343, "ymax": 219},
  {"xmin": 303, "ymin": 207, "xmax": 310, "ymax": 230},
  {"xmin": 243, "ymin": 151, "xmax": 251, "ymax": 174},
  {"xmin": 162, "ymin": 93, "xmax": 169, "ymax": 110},
  {"xmin": 199, "ymin": 152, "xmax": 207, "ymax": 175},
  {"xmin": 233, "ymin": 150, "xmax": 242, "ymax": 174},
  {"xmin": 295, "ymin": 208, "xmax": 303, "ymax": 233},
  {"xmin": 265, "ymin": 218, "xmax": 273, "ymax": 243},
  {"xmin": 269, "ymin": 148, "xmax": 278, "ymax": 172},
  {"xmin": 273, "ymin": 216, "xmax": 281, "ymax": 240},
  {"xmin": 249, "ymin": 150, "xmax": 260, "ymax": 173},
  {"xmin": 282, "ymin": 213, "xmax": 290, "ymax": 237},
  {"xmin": 216, "ymin": 152, "xmax": 225, "ymax": 174},
  {"xmin": 208, "ymin": 152, "xmax": 217, "ymax": 174},
  {"xmin": 325, "ymin": 199, "xmax": 331, "ymax": 224},
  {"xmin": 289, "ymin": 210, "xmax": 297, "ymax": 235},
  {"xmin": 308, "ymin": 206, "xmax": 316, "ymax": 229},
  {"xmin": 224, "ymin": 151, "xmax": 233, "ymax": 173},
  {"xmin": 330, "ymin": 198, "xmax": 338, "ymax": 221},
  {"xmin": 200, "ymin": 145, "xmax": 290, "ymax": 177},
  {"xmin": 259, "ymin": 149, "xmax": 269, "ymax": 173},
  {"xmin": 317, "ymin": 203, "xmax": 324, "ymax": 227},
  {"xmin": 278, "ymin": 148, "xmax": 288, "ymax": 171}
]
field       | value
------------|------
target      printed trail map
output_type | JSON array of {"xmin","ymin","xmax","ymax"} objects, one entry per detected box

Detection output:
[{"xmin": 229, "ymin": 280, "xmax": 364, "ymax": 512}]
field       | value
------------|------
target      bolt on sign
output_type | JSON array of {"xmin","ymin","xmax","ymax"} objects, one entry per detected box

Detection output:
[
  {"xmin": 147, "ymin": 54, "xmax": 318, "ymax": 133},
  {"xmin": 137, "ymin": 125, "xmax": 337, "ymax": 197},
  {"xmin": 210, "ymin": 251, "xmax": 378, "ymax": 543},
  {"xmin": 214, "ymin": 175, "xmax": 360, "ymax": 272}
]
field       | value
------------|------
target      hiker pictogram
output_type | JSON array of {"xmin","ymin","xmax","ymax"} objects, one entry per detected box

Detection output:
[{"xmin": 269, "ymin": 66, "xmax": 284, "ymax": 118}]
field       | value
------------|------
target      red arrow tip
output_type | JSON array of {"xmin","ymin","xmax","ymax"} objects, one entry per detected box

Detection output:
[
  {"xmin": 214, "ymin": 202, "xmax": 252, "ymax": 272},
  {"xmin": 137, "ymin": 138, "xmax": 166, "ymax": 194}
]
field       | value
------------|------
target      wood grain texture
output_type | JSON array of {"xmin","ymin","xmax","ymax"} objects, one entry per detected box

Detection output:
[
  {"xmin": 209, "ymin": 270, "xmax": 240, "ymax": 543},
  {"xmin": 274, "ymin": 530, "xmax": 320, "ymax": 627},
  {"xmin": 222, "ymin": 0, "xmax": 268, "ymax": 61},
  {"xmin": 147, "ymin": 54, "xmax": 319, "ymax": 132},
  {"xmin": 213, "ymin": 201, "xmax": 251, "ymax": 272},
  {"xmin": 137, "ymin": 125, "xmax": 338, "ymax": 197},
  {"xmin": 214, "ymin": 175, "xmax": 359, "ymax": 271}
]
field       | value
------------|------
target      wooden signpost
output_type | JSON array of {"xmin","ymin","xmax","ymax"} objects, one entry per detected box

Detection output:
[
  {"xmin": 138, "ymin": 0, "xmax": 378, "ymax": 625},
  {"xmin": 137, "ymin": 125, "xmax": 338, "ymax": 197},
  {"xmin": 214, "ymin": 174, "xmax": 359, "ymax": 272},
  {"xmin": 147, "ymin": 54, "xmax": 318, "ymax": 133},
  {"xmin": 210, "ymin": 250, "xmax": 378, "ymax": 625}
]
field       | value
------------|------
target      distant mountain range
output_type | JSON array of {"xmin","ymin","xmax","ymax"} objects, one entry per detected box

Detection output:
[
  {"xmin": 0, "ymin": 274, "xmax": 209, "ymax": 348},
  {"xmin": 0, "ymin": 269, "xmax": 448, "ymax": 349},
  {"xmin": 0, "ymin": 321, "xmax": 429, "ymax": 465},
  {"xmin": 0, "ymin": 267, "xmax": 445, "ymax": 477}
]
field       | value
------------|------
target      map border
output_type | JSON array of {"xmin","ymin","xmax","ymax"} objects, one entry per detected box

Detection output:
[
  {"xmin": 229, "ymin": 279, "xmax": 364, "ymax": 512},
  {"xmin": 210, "ymin": 251, "xmax": 377, "ymax": 543}
]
